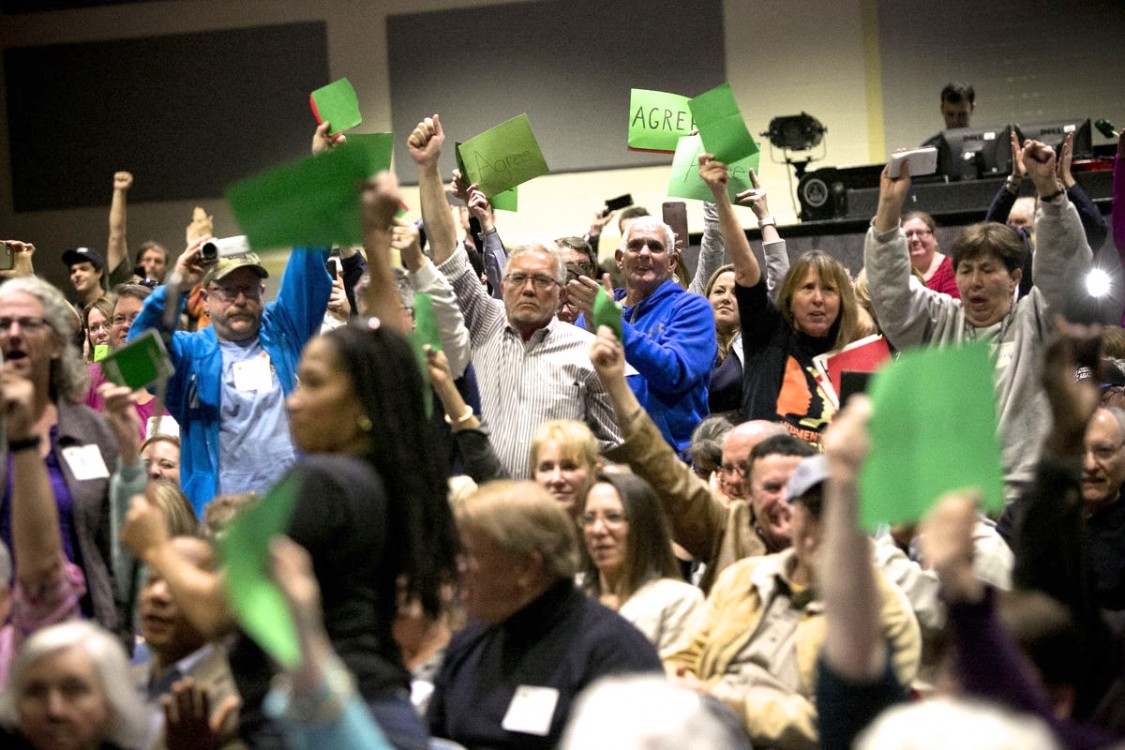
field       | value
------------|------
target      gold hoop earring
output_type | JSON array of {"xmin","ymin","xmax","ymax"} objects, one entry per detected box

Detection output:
[{"xmin": 357, "ymin": 415, "xmax": 373, "ymax": 432}]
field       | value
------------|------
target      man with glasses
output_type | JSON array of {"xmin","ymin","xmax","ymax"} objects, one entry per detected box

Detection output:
[
  {"xmin": 407, "ymin": 113, "xmax": 620, "ymax": 478},
  {"xmin": 129, "ymin": 242, "xmax": 331, "ymax": 513}
]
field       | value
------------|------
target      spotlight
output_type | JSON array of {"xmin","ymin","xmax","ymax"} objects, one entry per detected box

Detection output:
[
  {"xmin": 764, "ymin": 113, "xmax": 826, "ymax": 151},
  {"xmin": 1087, "ymin": 268, "xmax": 1112, "ymax": 298}
]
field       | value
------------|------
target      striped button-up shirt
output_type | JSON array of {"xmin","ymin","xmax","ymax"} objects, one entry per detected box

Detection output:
[{"xmin": 439, "ymin": 245, "xmax": 621, "ymax": 478}]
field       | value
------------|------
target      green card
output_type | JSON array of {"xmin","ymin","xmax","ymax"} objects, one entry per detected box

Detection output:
[
  {"xmin": 491, "ymin": 187, "xmax": 518, "ymax": 212},
  {"xmin": 344, "ymin": 133, "xmax": 394, "ymax": 175},
  {"xmin": 227, "ymin": 145, "xmax": 375, "ymax": 251},
  {"xmin": 309, "ymin": 78, "xmax": 361, "ymax": 136},
  {"xmin": 92, "ymin": 344, "xmax": 109, "ymax": 362},
  {"xmin": 689, "ymin": 83, "xmax": 759, "ymax": 165},
  {"xmin": 457, "ymin": 114, "xmax": 549, "ymax": 197},
  {"xmin": 100, "ymin": 330, "xmax": 174, "ymax": 390},
  {"xmin": 413, "ymin": 293, "xmax": 441, "ymax": 352},
  {"xmin": 593, "ymin": 286, "xmax": 624, "ymax": 341},
  {"xmin": 667, "ymin": 134, "xmax": 759, "ymax": 202},
  {"xmin": 628, "ymin": 88, "xmax": 695, "ymax": 153},
  {"xmin": 859, "ymin": 341, "xmax": 1005, "ymax": 529},
  {"xmin": 217, "ymin": 476, "xmax": 301, "ymax": 669}
]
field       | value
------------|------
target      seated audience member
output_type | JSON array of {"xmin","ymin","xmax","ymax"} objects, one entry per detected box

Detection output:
[
  {"xmin": 0, "ymin": 620, "xmax": 148, "ymax": 750},
  {"xmin": 664, "ymin": 453, "xmax": 920, "ymax": 750},
  {"xmin": 88, "ymin": 283, "xmax": 175, "ymax": 440},
  {"xmin": 716, "ymin": 420, "xmax": 788, "ymax": 501},
  {"xmin": 685, "ymin": 414, "xmax": 734, "ymax": 485},
  {"xmin": 128, "ymin": 126, "xmax": 336, "ymax": 513},
  {"xmin": 560, "ymin": 674, "xmax": 751, "ymax": 750},
  {"xmin": 700, "ymin": 155, "xmax": 863, "ymax": 447},
  {"xmin": 579, "ymin": 473, "xmax": 703, "ymax": 652},
  {"xmin": 410, "ymin": 114, "xmax": 620, "ymax": 478},
  {"xmin": 569, "ymin": 211, "xmax": 716, "ymax": 454},
  {"xmin": 531, "ymin": 419, "xmax": 599, "ymax": 518},
  {"xmin": 592, "ymin": 326, "xmax": 813, "ymax": 591},
  {"xmin": 429, "ymin": 480, "xmax": 662, "ymax": 750},
  {"xmin": 866, "ymin": 139, "xmax": 1092, "ymax": 504},
  {"xmin": 903, "ymin": 211, "xmax": 960, "ymax": 298},
  {"xmin": 84, "ymin": 294, "xmax": 116, "ymax": 361},
  {"xmin": 62, "ymin": 246, "xmax": 107, "ymax": 315},
  {"xmin": 134, "ymin": 536, "xmax": 242, "ymax": 750},
  {"xmin": 0, "ymin": 277, "xmax": 118, "ymax": 634}
]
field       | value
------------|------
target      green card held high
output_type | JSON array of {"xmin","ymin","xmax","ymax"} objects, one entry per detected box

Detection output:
[
  {"xmin": 101, "ymin": 330, "xmax": 175, "ymax": 391},
  {"xmin": 859, "ymin": 341, "xmax": 1005, "ymax": 530},
  {"xmin": 689, "ymin": 83, "xmax": 760, "ymax": 165},
  {"xmin": 628, "ymin": 89, "xmax": 695, "ymax": 153},
  {"xmin": 457, "ymin": 114, "xmax": 549, "ymax": 198},
  {"xmin": 593, "ymin": 286, "xmax": 624, "ymax": 341},
  {"xmin": 217, "ymin": 477, "xmax": 301, "ymax": 669},
  {"xmin": 668, "ymin": 134, "xmax": 759, "ymax": 203},
  {"xmin": 309, "ymin": 78, "xmax": 362, "ymax": 136}
]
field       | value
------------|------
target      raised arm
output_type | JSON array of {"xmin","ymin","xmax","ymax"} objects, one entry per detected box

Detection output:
[
  {"xmin": 1057, "ymin": 132, "xmax": 1108, "ymax": 252},
  {"xmin": 985, "ymin": 131, "xmax": 1025, "ymax": 223},
  {"xmin": 699, "ymin": 155, "xmax": 759, "ymax": 288},
  {"xmin": 0, "ymin": 240, "xmax": 37, "ymax": 280},
  {"xmin": 1114, "ymin": 132, "xmax": 1125, "ymax": 260},
  {"xmin": 402, "ymin": 227, "xmax": 472, "ymax": 378},
  {"xmin": 107, "ymin": 171, "xmax": 133, "ymax": 279},
  {"xmin": 409, "ymin": 115, "xmax": 458, "ymax": 265},
  {"xmin": 359, "ymin": 174, "xmax": 410, "ymax": 334},
  {"xmin": 98, "ymin": 383, "xmax": 146, "ymax": 605}
]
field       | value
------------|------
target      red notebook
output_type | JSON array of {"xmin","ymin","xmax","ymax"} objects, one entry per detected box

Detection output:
[{"xmin": 813, "ymin": 334, "xmax": 892, "ymax": 408}]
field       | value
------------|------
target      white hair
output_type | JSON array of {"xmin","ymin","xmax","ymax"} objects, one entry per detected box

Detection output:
[
  {"xmin": 0, "ymin": 276, "xmax": 89, "ymax": 402},
  {"xmin": 619, "ymin": 216, "xmax": 677, "ymax": 259},
  {"xmin": 503, "ymin": 242, "xmax": 566, "ymax": 285},
  {"xmin": 856, "ymin": 696, "xmax": 1059, "ymax": 750},
  {"xmin": 0, "ymin": 620, "xmax": 148, "ymax": 748},
  {"xmin": 560, "ymin": 674, "xmax": 751, "ymax": 750}
]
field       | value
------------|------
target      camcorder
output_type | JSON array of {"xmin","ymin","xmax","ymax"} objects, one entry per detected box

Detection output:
[{"xmin": 200, "ymin": 235, "xmax": 251, "ymax": 265}]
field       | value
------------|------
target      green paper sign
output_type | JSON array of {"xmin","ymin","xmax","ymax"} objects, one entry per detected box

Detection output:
[
  {"xmin": 309, "ymin": 78, "xmax": 362, "ymax": 136},
  {"xmin": 217, "ymin": 477, "xmax": 301, "ymax": 669},
  {"xmin": 92, "ymin": 344, "xmax": 109, "ymax": 362},
  {"xmin": 593, "ymin": 286, "xmax": 624, "ymax": 341},
  {"xmin": 628, "ymin": 88, "xmax": 695, "ymax": 153},
  {"xmin": 457, "ymin": 114, "xmax": 549, "ymax": 198},
  {"xmin": 491, "ymin": 187, "xmax": 518, "ymax": 212},
  {"xmin": 667, "ymin": 134, "xmax": 759, "ymax": 203},
  {"xmin": 859, "ymin": 341, "xmax": 1005, "ymax": 530},
  {"xmin": 413, "ymin": 293, "xmax": 441, "ymax": 352},
  {"xmin": 101, "ymin": 330, "xmax": 174, "ymax": 390},
  {"xmin": 344, "ymin": 133, "xmax": 395, "ymax": 175},
  {"xmin": 227, "ymin": 145, "xmax": 376, "ymax": 251},
  {"xmin": 689, "ymin": 83, "xmax": 759, "ymax": 165}
]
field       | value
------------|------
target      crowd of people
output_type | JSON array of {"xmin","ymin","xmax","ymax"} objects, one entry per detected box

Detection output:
[{"xmin": 0, "ymin": 85, "xmax": 1123, "ymax": 750}]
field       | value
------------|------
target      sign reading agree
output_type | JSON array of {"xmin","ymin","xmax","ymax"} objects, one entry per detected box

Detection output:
[
  {"xmin": 627, "ymin": 89, "xmax": 695, "ymax": 153},
  {"xmin": 667, "ymin": 134, "xmax": 759, "ymax": 202},
  {"xmin": 457, "ymin": 114, "xmax": 549, "ymax": 197}
]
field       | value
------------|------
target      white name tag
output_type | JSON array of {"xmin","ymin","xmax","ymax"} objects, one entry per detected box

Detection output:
[
  {"xmin": 501, "ymin": 685, "xmax": 559, "ymax": 737},
  {"xmin": 233, "ymin": 354, "xmax": 273, "ymax": 393},
  {"xmin": 61, "ymin": 445, "xmax": 110, "ymax": 481}
]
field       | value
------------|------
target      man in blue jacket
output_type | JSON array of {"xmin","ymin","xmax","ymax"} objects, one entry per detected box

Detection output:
[
  {"xmin": 576, "ymin": 216, "xmax": 716, "ymax": 454},
  {"xmin": 129, "ymin": 240, "xmax": 331, "ymax": 513}
]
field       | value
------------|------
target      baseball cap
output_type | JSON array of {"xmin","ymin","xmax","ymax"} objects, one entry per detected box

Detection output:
[
  {"xmin": 61, "ymin": 247, "xmax": 105, "ymax": 271},
  {"xmin": 784, "ymin": 454, "xmax": 829, "ymax": 504},
  {"xmin": 200, "ymin": 253, "xmax": 269, "ymax": 288}
]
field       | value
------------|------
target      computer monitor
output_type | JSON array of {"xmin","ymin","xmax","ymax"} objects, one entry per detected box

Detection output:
[
  {"xmin": 1015, "ymin": 119, "xmax": 1093, "ymax": 160},
  {"xmin": 936, "ymin": 125, "xmax": 1014, "ymax": 181}
]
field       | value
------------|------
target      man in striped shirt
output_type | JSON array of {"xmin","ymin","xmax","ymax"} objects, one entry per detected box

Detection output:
[{"xmin": 408, "ymin": 114, "xmax": 621, "ymax": 478}]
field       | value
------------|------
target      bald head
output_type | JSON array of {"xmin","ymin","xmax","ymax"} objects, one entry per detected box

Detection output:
[{"xmin": 719, "ymin": 421, "xmax": 787, "ymax": 499}]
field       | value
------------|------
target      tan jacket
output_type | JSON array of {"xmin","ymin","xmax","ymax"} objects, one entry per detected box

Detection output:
[
  {"xmin": 604, "ymin": 408, "xmax": 766, "ymax": 591},
  {"xmin": 664, "ymin": 550, "xmax": 921, "ymax": 750}
]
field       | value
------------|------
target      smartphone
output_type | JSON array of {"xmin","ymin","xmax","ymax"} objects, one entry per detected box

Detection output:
[
  {"xmin": 887, "ymin": 147, "xmax": 938, "ymax": 179},
  {"xmin": 603, "ymin": 193, "xmax": 634, "ymax": 217},
  {"xmin": 662, "ymin": 201, "xmax": 689, "ymax": 251},
  {"xmin": 0, "ymin": 242, "xmax": 13, "ymax": 272},
  {"xmin": 328, "ymin": 257, "xmax": 342, "ymax": 281}
]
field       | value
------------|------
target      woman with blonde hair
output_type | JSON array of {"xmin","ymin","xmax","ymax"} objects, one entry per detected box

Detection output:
[{"xmin": 529, "ymin": 419, "xmax": 600, "ymax": 517}]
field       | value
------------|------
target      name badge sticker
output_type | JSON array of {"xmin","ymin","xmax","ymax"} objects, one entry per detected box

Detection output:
[
  {"xmin": 233, "ymin": 353, "xmax": 274, "ymax": 393},
  {"xmin": 501, "ymin": 685, "xmax": 559, "ymax": 737},
  {"xmin": 61, "ymin": 445, "xmax": 110, "ymax": 481}
]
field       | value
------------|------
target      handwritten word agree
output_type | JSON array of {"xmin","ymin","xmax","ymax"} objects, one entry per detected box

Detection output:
[
  {"xmin": 470, "ymin": 149, "xmax": 533, "ymax": 187},
  {"xmin": 674, "ymin": 148, "xmax": 752, "ymax": 184},
  {"xmin": 631, "ymin": 106, "xmax": 695, "ymax": 133}
]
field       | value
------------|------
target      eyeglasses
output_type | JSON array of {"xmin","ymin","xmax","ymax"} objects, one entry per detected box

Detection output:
[
  {"xmin": 0, "ymin": 317, "xmax": 48, "ymax": 335},
  {"xmin": 578, "ymin": 511, "xmax": 627, "ymax": 527},
  {"xmin": 111, "ymin": 313, "xmax": 140, "ymax": 327},
  {"xmin": 904, "ymin": 229, "xmax": 934, "ymax": 239},
  {"xmin": 209, "ymin": 283, "xmax": 263, "ymax": 302},
  {"xmin": 719, "ymin": 461, "xmax": 749, "ymax": 478},
  {"xmin": 504, "ymin": 272, "xmax": 559, "ymax": 290},
  {"xmin": 88, "ymin": 322, "xmax": 111, "ymax": 334}
]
